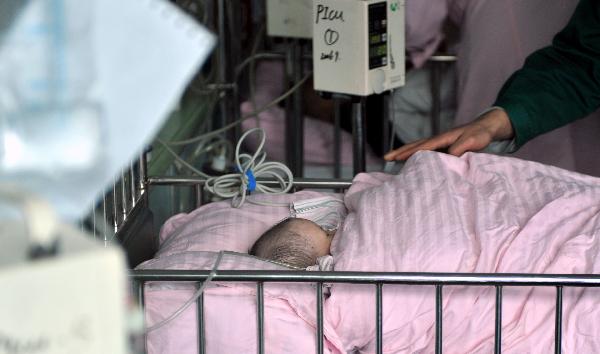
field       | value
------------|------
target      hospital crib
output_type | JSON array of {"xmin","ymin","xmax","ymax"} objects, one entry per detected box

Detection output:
[{"xmin": 91, "ymin": 155, "xmax": 600, "ymax": 354}]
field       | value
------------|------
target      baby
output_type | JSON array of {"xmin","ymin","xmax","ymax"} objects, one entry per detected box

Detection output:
[{"xmin": 250, "ymin": 217, "xmax": 335, "ymax": 269}]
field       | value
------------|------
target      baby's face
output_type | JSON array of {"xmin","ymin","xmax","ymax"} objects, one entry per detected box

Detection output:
[{"xmin": 291, "ymin": 218, "xmax": 334, "ymax": 257}]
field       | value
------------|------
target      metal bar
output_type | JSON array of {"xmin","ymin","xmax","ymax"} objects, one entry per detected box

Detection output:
[
  {"xmin": 285, "ymin": 39, "xmax": 304, "ymax": 176},
  {"xmin": 139, "ymin": 151, "xmax": 147, "ymax": 193},
  {"xmin": 92, "ymin": 202, "xmax": 97, "ymax": 239},
  {"xmin": 555, "ymin": 286, "xmax": 563, "ymax": 354},
  {"xmin": 292, "ymin": 39, "xmax": 304, "ymax": 177},
  {"xmin": 227, "ymin": 0, "xmax": 241, "ymax": 143},
  {"xmin": 382, "ymin": 93, "xmax": 391, "ymax": 156},
  {"xmin": 257, "ymin": 282, "xmax": 265, "ymax": 354},
  {"xmin": 430, "ymin": 61, "xmax": 442, "ymax": 136},
  {"xmin": 352, "ymin": 97, "xmax": 367, "ymax": 175},
  {"xmin": 217, "ymin": 0, "xmax": 229, "ymax": 131},
  {"xmin": 376, "ymin": 283, "xmax": 383, "ymax": 354},
  {"xmin": 197, "ymin": 289, "xmax": 205, "ymax": 354},
  {"xmin": 316, "ymin": 283, "xmax": 324, "ymax": 354},
  {"xmin": 120, "ymin": 168, "xmax": 128, "ymax": 220},
  {"xmin": 112, "ymin": 179, "xmax": 119, "ymax": 234},
  {"xmin": 435, "ymin": 285, "xmax": 443, "ymax": 354},
  {"xmin": 102, "ymin": 194, "xmax": 108, "ymax": 243},
  {"xmin": 333, "ymin": 98, "xmax": 342, "ymax": 179},
  {"xmin": 495, "ymin": 286, "xmax": 502, "ymax": 354},
  {"xmin": 148, "ymin": 176, "xmax": 353, "ymax": 190},
  {"xmin": 195, "ymin": 184, "xmax": 204, "ymax": 208},
  {"xmin": 130, "ymin": 160, "xmax": 137, "ymax": 207},
  {"xmin": 133, "ymin": 280, "xmax": 146, "ymax": 354},
  {"xmin": 134, "ymin": 280, "xmax": 145, "ymax": 309},
  {"xmin": 130, "ymin": 270, "xmax": 600, "ymax": 287}
]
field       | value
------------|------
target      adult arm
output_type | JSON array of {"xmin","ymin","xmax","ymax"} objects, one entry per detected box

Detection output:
[
  {"xmin": 385, "ymin": 0, "xmax": 600, "ymax": 161},
  {"xmin": 495, "ymin": 0, "xmax": 600, "ymax": 147}
]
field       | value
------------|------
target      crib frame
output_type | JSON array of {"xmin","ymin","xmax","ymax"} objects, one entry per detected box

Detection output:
[{"xmin": 121, "ymin": 175, "xmax": 600, "ymax": 354}]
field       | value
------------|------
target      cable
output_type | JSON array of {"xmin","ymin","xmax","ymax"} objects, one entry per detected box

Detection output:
[
  {"xmin": 205, "ymin": 128, "xmax": 293, "ymax": 208},
  {"xmin": 158, "ymin": 127, "xmax": 293, "ymax": 208},
  {"xmin": 235, "ymin": 53, "xmax": 285, "ymax": 78},
  {"xmin": 164, "ymin": 72, "xmax": 311, "ymax": 146},
  {"xmin": 145, "ymin": 251, "xmax": 224, "ymax": 333}
]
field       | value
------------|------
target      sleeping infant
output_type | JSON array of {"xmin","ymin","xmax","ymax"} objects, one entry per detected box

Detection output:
[{"xmin": 250, "ymin": 217, "xmax": 336, "ymax": 269}]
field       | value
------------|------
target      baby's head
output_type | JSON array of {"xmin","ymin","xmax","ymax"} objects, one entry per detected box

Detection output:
[{"xmin": 250, "ymin": 218, "xmax": 334, "ymax": 269}]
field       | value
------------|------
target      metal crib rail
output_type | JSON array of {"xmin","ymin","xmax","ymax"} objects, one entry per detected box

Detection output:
[
  {"xmin": 131, "ymin": 270, "xmax": 600, "ymax": 354},
  {"xmin": 147, "ymin": 176, "xmax": 353, "ymax": 191}
]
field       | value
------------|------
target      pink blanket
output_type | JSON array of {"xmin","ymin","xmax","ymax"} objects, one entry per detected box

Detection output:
[
  {"xmin": 328, "ymin": 151, "xmax": 600, "ymax": 353},
  {"xmin": 140, "ymin": 151, "xmax": 600, "ymax": 353}
]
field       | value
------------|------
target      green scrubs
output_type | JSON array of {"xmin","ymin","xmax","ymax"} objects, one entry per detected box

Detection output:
[{"xmin": 494, "ymin": 0, "xmax": 600, "ymax": 148}]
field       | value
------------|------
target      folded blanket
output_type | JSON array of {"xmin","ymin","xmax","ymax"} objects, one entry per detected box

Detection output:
[{"xmin": 327, "ymin": 151, "xmax": 600, "ymax": 353}]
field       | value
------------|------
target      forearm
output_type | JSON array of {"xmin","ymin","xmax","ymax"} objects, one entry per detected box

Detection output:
[{"xmin": 493, "ymin": 0, "xmax": 600, "ymax": 148}]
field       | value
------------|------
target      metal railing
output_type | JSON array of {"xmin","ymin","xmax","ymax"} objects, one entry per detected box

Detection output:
[{"xmin": 131, "ymin": 270, "xmax": 600, "ymax": 354}]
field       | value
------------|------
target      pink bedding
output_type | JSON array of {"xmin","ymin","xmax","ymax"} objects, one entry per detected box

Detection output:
[
  {"xmin": 139, "ymin": 151, "xmax": 600, "ymax": 353},
  {"xmin": 139, "ymin": 191, "xmax": 346, "ymax": 354},
  {"xmin": 328, "ymin": 151, "xmax": 600, "ymax": 353}
]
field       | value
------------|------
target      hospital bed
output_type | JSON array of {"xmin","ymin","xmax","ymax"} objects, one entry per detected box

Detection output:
[{"xmin": 90, "ymin": 149, "xmax": 600, "ymax": 354}]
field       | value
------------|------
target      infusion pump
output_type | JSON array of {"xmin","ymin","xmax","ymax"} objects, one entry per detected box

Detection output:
[{"xmin": 313, "ymin": 0, "xmax": 405, "ymax": 96}]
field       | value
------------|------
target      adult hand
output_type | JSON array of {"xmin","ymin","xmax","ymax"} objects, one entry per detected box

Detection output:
[{"xmin": 384, "ymin": 108, "xmax": 515, "ymax": 161}]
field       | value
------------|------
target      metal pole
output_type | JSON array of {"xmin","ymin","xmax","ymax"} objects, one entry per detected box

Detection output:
[
  {"xmin": 197, "ymin": 289, "xmax": 205, "ymax": 354},
  {"xmin": 382, "ymin": 93, "xmax": 391, "ymax": 156},
  {"xmin": 430, "ymin": 61, "xmax": 442, "ymax": 136},
  {"xmin": 555, "ymin": 286, "xmax": 563, "ymax": 354},
  {"xmin": 112, "ymin": 178, "xmax": 119, "ymax": 234},
  {"xmin": 130, "ymin": 160, "xmax": 137, "ymax": 207},
  {"xmin": 316, "ymin": 283, "xmax": 324, "ymax": 354},
  {"xmin": 435, "ymin": 285, "xmax": 443, "ymax": 354},
  {"xmin": 495, "ymin": 286, "xmax": 503, "ymax": 354},
  {"xmin": 333, "ymin": 98, "xmax": 342, "ymax": 178},
  {"xmin": 285, "ymin": 39, "xmax": 305, "ymax": 177},
  {"xmin": 139, "ymin": 151, "xmax": 147, "ymax": 194},
  {"xmin": 257, "ymin": 282, "xmax": 265, "ymax": 354},
  {"xmin": 376, "ymin": 283, "xmax": 383, "ymax": 354},
  {"xmin": 120, "ymin": 168, "xmax": 128, "ymax": 220},
  {"xmin": 229, "ymin": 0, "xmax": 242, "ymax": 142},
  {"xmin": 102, "ymin": 194, "xmax": 108, "ymax": 243},
  {"xmin": 217, "ymin": 0, "xmax": 229, "ymax": 132},
  {"xmin": 352, "ymin": 97, "xmax": 367, "ymax": 175},
  {"xmin": 195, "ymin": 184, "xmax": 204, "ymax": 208}
]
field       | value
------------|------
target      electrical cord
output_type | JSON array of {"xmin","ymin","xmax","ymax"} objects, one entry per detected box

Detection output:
[
  {"xmin": 145, "ymin": 251, "xmax": 224, "ymax": 333},
  {"xmin": 158, "ymin": 127, "xmax": 293, "ymax": 208},
  {"xmin": 164, "ymin": 72, "xmax": 311, "ymax": 146},
  {"xmin": 204, "ymin": 128, "xmax": 293, "ymax": 208}
]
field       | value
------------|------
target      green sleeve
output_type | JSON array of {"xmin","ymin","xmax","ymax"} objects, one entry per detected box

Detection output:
[{"xmin": 493, "ymin": 0, "xmax": 600, "ymax": 148}]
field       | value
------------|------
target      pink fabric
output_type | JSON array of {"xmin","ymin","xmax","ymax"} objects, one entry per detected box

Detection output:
[
  {"xmin": 158, "ymin": 191, "xmax": 336, "ymax": 254},
  {"xmin": 139, "ymin": 252, "xmax": 345, "ymax": 354},
  {"xmin": 240, "ymin": 61, "xmax": 380, "ymax": 166},
  {"xmin": 328, "ymin": 151, "xmax": 600, "ymax": 353},
  {"xmin": 449, "ymin": 0, "xmax": 600, "ymax": 176},
  {"xmin": 143, "ymin": 191, "xmax": 347, "ymax": 354}
]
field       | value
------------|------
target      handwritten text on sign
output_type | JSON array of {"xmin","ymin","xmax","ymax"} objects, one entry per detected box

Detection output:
[{"xmin": 315, "ymin": 4, "xmax": 344, "ymax": 62}]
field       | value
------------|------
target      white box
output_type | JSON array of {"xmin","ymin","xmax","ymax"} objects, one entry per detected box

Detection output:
[
  {"xmin": 267, "ymin": 0, "xmax": 313, "ymax": 38},
  {"xmin": 0, "ymin": 225, "xmax": 127, "ymax": 354},
  {"xmin": 313, "ymin": 0, "xmax": 405, "ymax": 96}
]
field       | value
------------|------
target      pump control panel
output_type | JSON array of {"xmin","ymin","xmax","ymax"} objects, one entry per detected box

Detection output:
[{"xmin": 313, "ymin": 0, "xmax": 405, "ymax": 96}]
